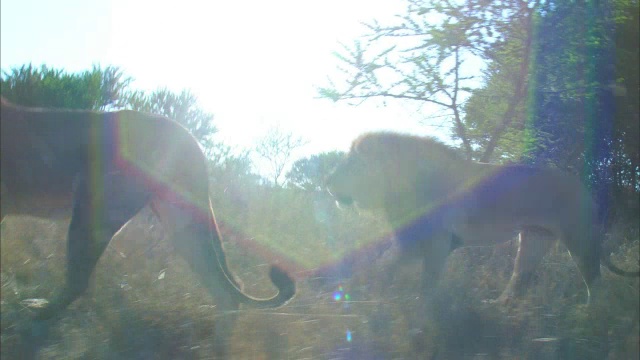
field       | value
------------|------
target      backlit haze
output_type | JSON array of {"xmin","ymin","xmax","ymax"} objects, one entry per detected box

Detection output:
[{"xmin": 1, "ymin": 0, "xmax": 451, "ymax": 165}]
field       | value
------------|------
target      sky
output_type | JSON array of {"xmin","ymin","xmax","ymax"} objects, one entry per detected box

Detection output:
[{"xmin": 1, "ymin": 0, "xmax": 451, "ymax": 163}]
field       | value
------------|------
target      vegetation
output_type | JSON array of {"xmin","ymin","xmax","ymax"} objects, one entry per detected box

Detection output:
[
  {"xmin": 1, "ymin": 0, "xmax": 639, "ymax": 358},
  {"xmin": 255, "ymin": 126, "xmax": 308, "ymax": 187},
  {"xmin": 320, "ymin": 0, "xmax": 639, "ymax": 204},
  {"xmin": 286, "ymin": 151, "xmax": 345, "ymax": 191},
  {"xmin": 0, "ymin": 64, "xmax": 130, "ymax": 110}
]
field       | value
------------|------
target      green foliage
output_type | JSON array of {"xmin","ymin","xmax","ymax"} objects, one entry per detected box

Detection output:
[
  {"xmin": 461, "ymin": 0, "xmax": 539, "ymax": 162},
  {"xmin": 522, "ymin": 0, "xmax": 639, "ymax": 221},
  {"xmin": 460, "ymin": 0, "xmax": 639, "ymax": 221},
  {"xmin": 611, "ymin": 0, "xmax": 639, "ymax": 192},
  {"xmin": 463, "ymin": 85, "xmax": 525, "ymax": 161},
  {"xmin": 286, "ymin": 151, "xmax": 345, "ymax": 191},
  {"xmin": 320, "ymin": 0, "xmax": 539, "ymax": 161},
  {"xmin": 208, "ymin": 142, "xmax": 256, "ymax": 181},
  {"xmin": 0, "ymin": 64, "xmax": 131, "ymax": 110}
]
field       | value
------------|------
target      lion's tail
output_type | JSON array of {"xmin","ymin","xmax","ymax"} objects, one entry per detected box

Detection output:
[
  {"xmin": 600, "ymin": 252, "xmax": 640, "ymax": 277},
  {"xmin": 239, "ymin": 266, "xmax": 296, "ymax": 308}
]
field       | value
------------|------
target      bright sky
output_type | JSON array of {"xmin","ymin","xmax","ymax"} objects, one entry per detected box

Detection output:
[{"xmin": 1, "ymin": 0, "xmax": 450, "ymax": 161}]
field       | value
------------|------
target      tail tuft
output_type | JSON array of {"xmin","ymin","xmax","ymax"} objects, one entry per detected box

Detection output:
[{"xmin": 269, "ymin": 265, "xmax": 296, "ymax": 306}]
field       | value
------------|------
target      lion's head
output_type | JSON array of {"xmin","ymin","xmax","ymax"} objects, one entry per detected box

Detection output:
[{"xmin": 326, "ymin": 132, "xmax": 464, "ymax": 212}]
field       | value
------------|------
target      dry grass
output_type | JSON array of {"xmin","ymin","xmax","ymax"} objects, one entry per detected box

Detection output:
[{"xmin": 1, "ymin": 190, "xmax": 638, "ymax": 359}]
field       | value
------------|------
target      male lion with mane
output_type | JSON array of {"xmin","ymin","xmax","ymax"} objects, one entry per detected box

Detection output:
[
  {"xmin": 1, "ymin": 97, "xmax": 295, "ymax": 356},
  {"xmin": 326, "ymin": 131, "xmax": 638, "ymax": 304}
]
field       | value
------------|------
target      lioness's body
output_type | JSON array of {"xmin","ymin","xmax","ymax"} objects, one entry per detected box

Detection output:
[
  {"xmin": 327, "ymin": 132, "xmax": 637, "ymax": 303},
  {"xmin": 2, "ymin": 100, "xmax": 195, "ymax": 219},
  {"xmin": 1, "ymin": 97, "xmax": 295, "ymax": 356}
]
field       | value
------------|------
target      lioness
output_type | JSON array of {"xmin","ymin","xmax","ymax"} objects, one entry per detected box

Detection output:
[
  {"xmin": 326, "ymin": 131, "xmax": 638, "ymax": 304},
  {"xmin": 1, "ymin": 97, "xmax": 295, "ymax": 355}
]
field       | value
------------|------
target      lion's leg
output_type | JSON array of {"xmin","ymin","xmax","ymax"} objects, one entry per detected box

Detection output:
[
  {"xmin": 496, "ymin": 226, "xmax": 555, "ymax": 304},
  {"xmin": 399, "ymin": 231, "xmax": 455, "ymax": 342},
  {"xmin": 35, "ymin": 172, "xmax": 150, "ymax": 320},
  {"xmin": 420, "ymin": 231, "xmax": 455, "ymax": 296}
]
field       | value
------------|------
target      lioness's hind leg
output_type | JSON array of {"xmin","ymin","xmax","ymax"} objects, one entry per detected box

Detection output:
[
  {"xmin": 35, "ymin": 173, "xmax": 151, "ymax": 320},
  {"xmin": 152, "ymin": 200, "xmax": 240, "ymax": 359},
  {"xmin": 563, "ymin": 229, "xmax": 602, "ymax": 304},
  {"xmin": 497, "ymin": 226, "xmax": 554, "ymax": 304}
]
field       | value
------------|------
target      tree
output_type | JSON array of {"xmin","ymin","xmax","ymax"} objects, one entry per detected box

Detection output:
[
  {"xmin": 320, "ymin": 0, "xmax": 540, "ymax": 162},
  {"xmin": 611, "ymin": 0, "xmax": 640, "ymax": 195},
  {"xmin": 1, "ymin": 64, "xmax": 131, "ymax": 110},
  {"xmin": 286, "ymin": 151, "xmax": 345, "ymax": 191},
  {"xmin": 207, "ymin": 141, "xmax": 260, "ymax": 190},
  {"xmin": 255, "ymin": 126, "xmax": 308, "ymax": 187},
  {"xmin": 462, "ymin": 0, "xmax": 639, "ymax": 223},
  {"xmin": 125, "ymin": 88, "xmax": 218, "ymax": 151},
  {"xmin": 525, "ymin": 0, "xmax": 639, "ymax": 221}
]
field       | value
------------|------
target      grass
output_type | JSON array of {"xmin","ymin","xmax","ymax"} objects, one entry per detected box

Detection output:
[{"xmin": 1, "ymin": 187, "xmax": 638, "ymax": 359}]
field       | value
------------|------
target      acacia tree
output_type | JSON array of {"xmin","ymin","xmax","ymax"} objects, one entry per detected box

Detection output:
[
  {"xmin": 255, "ymin": 126, "xmax": 308, "ymax": 187},
  {"xmin": 320, "ymin": 0, "xmax": 539, "ymax": 162},
  {"xmin": 286, "ymin": 151, "xmax": 345, "ymax": 191}
]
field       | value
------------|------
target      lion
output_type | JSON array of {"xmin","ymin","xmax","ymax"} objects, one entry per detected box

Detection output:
[
  {"xmin": 326, "ymin": 131, "xmax": 638, "ymax": 304},
  {"xmin": 1, "ymin": 97, "xmax": 295, "ymax": 356}
]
